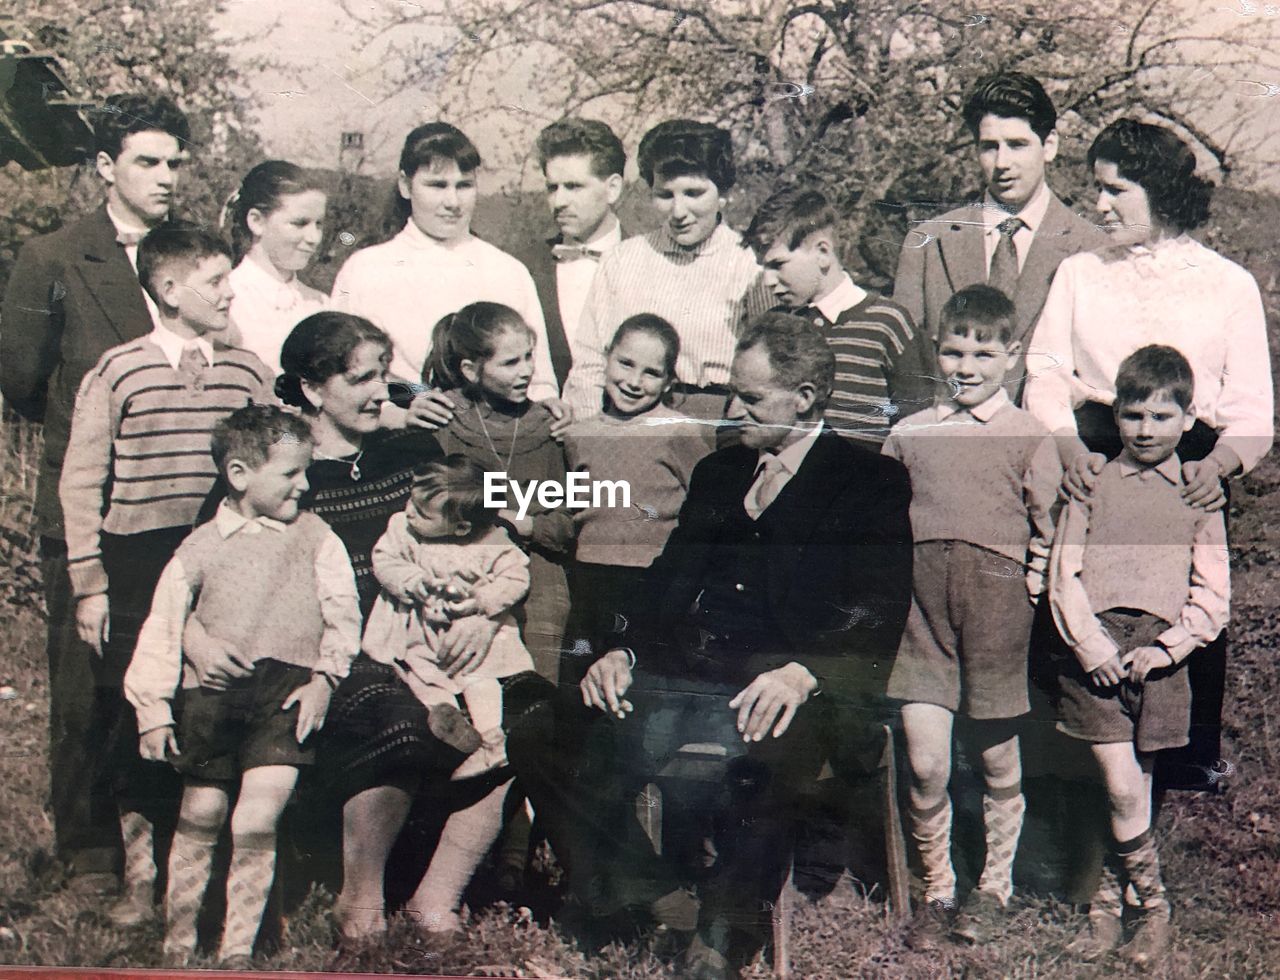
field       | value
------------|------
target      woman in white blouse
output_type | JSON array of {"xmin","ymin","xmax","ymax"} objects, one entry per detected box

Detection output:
[
  {"xmin": 1023, "ymin": 118, "xmax": 1273, "ymax": 789},
  {"xmin": 225, "ymin": 161, "xmax": 329, "ymax": 374}
]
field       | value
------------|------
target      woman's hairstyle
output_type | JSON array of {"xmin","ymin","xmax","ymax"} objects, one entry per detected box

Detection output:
[
  {"xmin": 637, "ymin": 119, "xmax": 735, "ymax": 191},
  {"xmin": 222, "ymin": 160, "xmax": 326, "ymax": 262},
  {"xmin": 607, "ymin": 314, "xmax": 681, "ymax": 380},
  {"xmin": 385, "ymin": 122, "xmax": 482, "ymax": 236},
  {"xmin": 276, "ymin": 311, "xmax": 392, "ymax": 414},
  {"xmin": 736, "ymin": 312, "xmax": 835, "ymax": 411},
  {"xmin": 961, "ymin": 72, "xmax": 1057, "ymax": 142},
  {"xmin": 92, "ymin": 92, "xmax": 190, "ymax": 160},
  {"xmin": 426, "ymin": 302, "xmax": 531, "ymax": 392},
  {"xmin": 1088, "ymin": 119, "xmax": 1212, "ymax": 233},
  {"xmin": 410, "ymin": 454, "xmax": 496, "ymax": 530},
  {"xmin": 1114, "ymin": 344, "xmax": 1195, "ymax": 412}
]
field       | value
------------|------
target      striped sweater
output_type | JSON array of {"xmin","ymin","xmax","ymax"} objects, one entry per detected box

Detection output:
[{"xmin": 60, "ymin": 336, "xmax": 273, "ymax": 597}]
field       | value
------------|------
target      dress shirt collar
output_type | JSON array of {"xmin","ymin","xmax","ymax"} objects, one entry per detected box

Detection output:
[
  {"xmin": 149, "ymin": 323, "xmax": 214, "ymax": 370},
  {"xmin": 1124, "ymin": 233, "xmax": 1202, "ymax": 275},
  {"xmin": 563, "ymin": 212, "xmax": 622, "ymax": 251},
  {"xmin": 982, "ymin": 181, "xmax": 1051, "ymax": 235},
  {"xmin": 813, "ymin": 272, "xmax": 868, "ymax": 322},
  {"xmin": 233, "ymin": 255, "xmax": 306, "ymax": 310},
  {"xmin": 1117, "ymin": 449, "xmax": 1183, "ymax": 485},
  {"xmin": 105, "ymin": 202, "xmax": 153, "ymax": 242},
  {"xmin": 935, "ymin": 388, "xmax": 1011, "ymax": 423},
  {"xmin": 657, "ymin": 219, "xmax": 739, "ymax": 257},
  {"xmin": 758, "ymin": 418, "xmax": 823, "ymax": 476},
  {"xmin": 214, "ymin": 500, "xmax": 289, "ymax": 538}
]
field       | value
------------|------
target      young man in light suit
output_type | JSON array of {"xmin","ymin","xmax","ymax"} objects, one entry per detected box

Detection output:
[
  {"xmin": 893, "ymin": 71, "xmax": 1107, "ymax": 402},
  {"xmin": 511, "ymin": 118, "xmax": 629, "ymax": 390},
  {"xmin": 1, "ymin": 92, "xmax": 189, "ymax": 901}
]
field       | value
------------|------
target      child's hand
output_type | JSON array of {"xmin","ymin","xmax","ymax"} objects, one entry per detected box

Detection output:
[
  {"xmin": 1126, "ymin": 645, "xmax": 1174, "ymax": 683},
  {"xmin": 75, "ymin": 594, "xmax": 110, "ymax": 658},
  {"xmin": 139, "ymin": 725, "xmax": 179, "ymax": 761},
  {"xmin": 443, "ymin": 596, "xmax": 481, "ymax": 617},
  {"xmin": 283, "ymin": 675, "xmax": 333, "ymax": 743},
  {"xmin": 184, "ymin": 617, "xmax": 254, "ymax": 690},
  {"xmin": 1089, "ymin": 654, "xmax": 1128, "ymax": 688},
  {"xmin": 498, "ymin": 510, "xmax": 534, "ymax": 538}
]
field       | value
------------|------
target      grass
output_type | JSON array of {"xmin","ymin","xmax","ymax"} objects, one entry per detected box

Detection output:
[{"xmin": 1, "ymin": 411, "xmax": 1279, "ymax": 978}]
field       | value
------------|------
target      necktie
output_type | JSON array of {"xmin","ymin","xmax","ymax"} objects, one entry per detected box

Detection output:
[
  {"xmin": 551, "ymin": 243, "xmax": 603, "ymax": 262},
  {"xmin": 178, "ymin": 345, "xmax": 207, "ymax": 390},
  {"xmin": 987, "ymin": 216, "xmax": 1025, "ymax": 299},
  {"xmin": 744, "ymin": 455, "xmax": 786, "ymax": 520}
]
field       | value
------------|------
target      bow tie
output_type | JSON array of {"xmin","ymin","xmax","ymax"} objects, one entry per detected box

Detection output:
[
  {"xmin": 551, "ymin": 243, "xmax": 603, "ymax": 263},
  {"xmin": 116, "ymin": 231, "xmax": 145, "ymax": 247}
]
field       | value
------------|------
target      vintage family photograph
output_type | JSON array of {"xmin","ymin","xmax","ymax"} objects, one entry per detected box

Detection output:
[{"xmin": 0, "ymin": 1, "xmax": 1278, "ymax": 977}]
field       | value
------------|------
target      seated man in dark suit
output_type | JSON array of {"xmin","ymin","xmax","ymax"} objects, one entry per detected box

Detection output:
[
  {"xmin": 511, "ymin": 118, "xmax": 628, "ymax": 390},
  {"xmin": 564, "ymin": 314, "xmax": 913, "ymax": 978}
]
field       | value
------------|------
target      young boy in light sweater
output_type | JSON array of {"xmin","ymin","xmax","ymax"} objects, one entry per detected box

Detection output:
[
  {"xmin": 1050, "ymin": 346, "xmax": 1228, "ymax": 968},
  {"xmin": 881, "ymin": 284, "xmax": 1061, "ymax": 949},
  {"xmin": 125, "ymin": 405, "xmax": 361, "ymax": 966},
  {"xmin": 58, "ymin": 226, "xmax": 274, "ymax": 926}
]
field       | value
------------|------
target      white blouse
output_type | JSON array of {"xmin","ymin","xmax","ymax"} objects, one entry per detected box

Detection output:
[{"xmin": 227, "ymin": 258, "xmax": 327, "ymax": 376}]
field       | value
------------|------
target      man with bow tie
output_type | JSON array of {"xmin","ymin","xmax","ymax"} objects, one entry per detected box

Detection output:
[
  {"xmin": 892, "ymin": 72, "xmax": 1106, "ymax": 404},
  {"xmin": 511, "ymin": 119, "xmax": 629, "ymax": 390},
  {"xmin": 1, "ymin": 92, "xmax": 190, "ymax": 899}
]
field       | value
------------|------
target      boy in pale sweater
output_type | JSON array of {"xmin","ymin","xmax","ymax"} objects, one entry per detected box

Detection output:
[
  {"xmin": 125, "ymin": 405, "xmax": 361, "ymax": 966},
  {"xmin": 58, "ymin": 226, "xmax": 274, "ymax": 926},
  {"xmin": 881, "ymin": 284, "xmax": 1061, "ymax": 949},
  {"xmin": 1051, "ymin": 346, "xmax": 1228, "ymax": 968}
]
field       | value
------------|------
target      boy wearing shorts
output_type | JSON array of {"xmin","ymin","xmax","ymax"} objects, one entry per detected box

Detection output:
[
  {"xmin": 1050, "ymin": 345, "xmax": 1228, "ymax": 968},
  {"xmin": 881, "ymin": 284, "xmax": 1061, "ymax": 948},
  {"xmin": 124, "ymin": 405, "xmax": 361, "ymax": 966}
]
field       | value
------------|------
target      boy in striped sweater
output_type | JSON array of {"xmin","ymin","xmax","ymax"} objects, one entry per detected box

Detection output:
[
  {"xmin": 58, "ymin": 226, "xmax": 274, "ymax": 927},
  {"xmin": 745, "ymin": 185, "xmax": 936, "ymax": 446}
]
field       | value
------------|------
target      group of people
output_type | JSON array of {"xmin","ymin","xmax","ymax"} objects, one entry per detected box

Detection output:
[{"xmin": 0, "ymin": 67, "xmax": 1271, "ymax": 979}]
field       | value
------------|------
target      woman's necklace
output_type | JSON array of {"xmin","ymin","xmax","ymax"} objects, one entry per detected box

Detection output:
[
  {"xmin": 314, "ymin": 446, "xmax": 365, "ymax": 481},
  {"xmin": 475, "ymin": 400, "xmax": 520, "ymax": 473}
]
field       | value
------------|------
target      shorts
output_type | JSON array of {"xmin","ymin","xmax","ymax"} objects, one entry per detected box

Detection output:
[
  {"xmin": 1056, "ymin": 609, "xmax": 1191, "ymax": 754},
  {"xmin": 886, "ymin": 540, "xmax": 1033, "ymax": 720},
  {"xmin": 174, "ymin": 659, "xmax": 316, "ymax": 783}
]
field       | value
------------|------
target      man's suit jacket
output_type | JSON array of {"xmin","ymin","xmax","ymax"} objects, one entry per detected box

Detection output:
[
  {"xmin": 1, "ymin": 205, "xmax": 154, "ymax": 538},
  {"xmin": 633, "ymin": 426, "xmax": 913, "ymax": 706},
  {"xmin": 510, "ymin": 224, "xmax": 630, "ymax": 390},
  {"xmin": 892, "ymin": 192, "xmax": 1107, "ymax": 399}
]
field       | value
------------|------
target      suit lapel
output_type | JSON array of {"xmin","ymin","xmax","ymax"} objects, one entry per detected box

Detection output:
[
  {"xmin": 71, "ymin": 207, "xmax": 152, "ymax": 345},
  {"xmin": 532, "ymin": 234, "xmax": 572, "ymax": 388},
  {"xmin": 937, "ymin": 209, "xmax": 986, "ymax": 298},
  {"xmin": 1013, "ymin": 193, "xmax": 1084, "ymax": 343}
]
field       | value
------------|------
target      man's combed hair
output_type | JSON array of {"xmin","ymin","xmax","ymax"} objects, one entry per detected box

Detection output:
[
  {"xmin": 637, "ymin": 119, "xmax": 735, "ymax": 191},
  {"xmin": 737, "ymin": 312, "xmax": 835, "ymax": 410},
  {"xmin": 962, "ymin": 72, "xmax": 1057, "ymax": 141},
  {"xmin": 536, "ymin": 118, "xmax": 626, "ymax": 179},
  {"xmin": 210, "ymin": 404, "xmax": 313, "ymax": 478},
  {"xmin": 1087, "ymin": 119, "xmax": 1212, "ymax": 233},
  {"xmin": 939, "ymin": 284, "xmax": 1017, "ymax": 345},
  {"xmin": 136, "ymin": 224, "xmax": 232, "ymax": 308},
  {"xmin": 411, "ymin": 455, "xmax": 497, "ymax": 530},
  {"xmin": 92, "ymin": 92, "xmax": 190, "ymax": 160},
  {"xmin": 1114, "ymin": 344, "xmax": 1195, "ymax": 411},
  {"xmin": 744, "ymin": 186, "xmax": 840, "ymax": 257}
]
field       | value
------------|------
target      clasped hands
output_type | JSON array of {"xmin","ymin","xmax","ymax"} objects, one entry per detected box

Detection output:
[
  {"xmin": 579, "ymin": 649, "xmax": 818, "ymax": 741},
  {"xmin": 1089, "ymin": 645, "xmax": 1176, "ymax": 688}
]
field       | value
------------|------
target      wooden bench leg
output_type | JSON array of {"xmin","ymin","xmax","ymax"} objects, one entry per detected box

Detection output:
[
  {"xmin": 637, "ymin": 781, "xmax": 662, "ymax": 856},
  {"xmin": 881, "ymin": 723, "xmax": 912, "ymax": 919},
  {"xmin": 772, "ymin": 853, "xmax": 794, "ymax": 978}
]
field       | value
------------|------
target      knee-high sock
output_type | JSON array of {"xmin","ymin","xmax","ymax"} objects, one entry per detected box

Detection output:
[
  {"xmin": 218, "ymin": 832, "xmax": 277, "ymax": 960},
  {"xmin": 1115, "ymin": 829, "xmax": 1169, "ymax": 918},
  {"xmin": 119, "ymin": 809, "xmax": 157, "ymax": 895},
  {"xmin": 410, "ymin": 781, "xmax": 509, "ymax": 929},
  {"xmin": 1090, "ymin": 845, "xmax": 1124, "ymax": 919},
  {"xmin": 976, "ymin": 782, "xmax": 1025, "ymax": 904},
  {"xmin": 164, "ymin": 820, "xmax": 218, "ymax": 955},
  {"xmin": 909, "ymin": 796, "xmax": 956, "ymax": 905}
]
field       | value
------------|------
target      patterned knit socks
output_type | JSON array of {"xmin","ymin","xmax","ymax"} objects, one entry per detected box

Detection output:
[
  {"xmin": 218, "ymin": 832, "xmax": 278, "ymax": 960},
  {"xmin": 119, "ymin": 809, "xmax": 157, "ymax": 900},
  {"xmin": 164, "ymin": 820, "xmax": 218, "ymax": 956},
  {"xmin": 1115, "ymin": 829, "xmax": 1169, "ymax": 918},
  {"xmin": 976, "ymin": 782, "xmax": 1025, "ymax": 905},
  {"xmin": 909, "ymin": 796, "xmax": 956, "ymax": 905}
]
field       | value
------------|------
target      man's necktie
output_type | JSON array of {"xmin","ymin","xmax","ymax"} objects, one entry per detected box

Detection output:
[
  {"xmin": 551, "ymin": 243, "xmax": 603, "ymax": 262},
  {"xmin": 744, "ymin": 455, "xmax": 786, "ymax": 520},
  {"xmin": 178, "ymin": 345, "xmax": 207, "ymax": 390},
  {"xmin": 987, "ymin": 216, "xmax": 1025, "ymax": 299}
]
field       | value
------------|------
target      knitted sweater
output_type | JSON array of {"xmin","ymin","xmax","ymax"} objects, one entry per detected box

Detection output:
[
  {"xmin": 563, "ymin": 405, "xmax": 711, "ymax": 567},
  {"xmin": 60, "ymin": 335, "xmax": 274, "ymax": 597}
]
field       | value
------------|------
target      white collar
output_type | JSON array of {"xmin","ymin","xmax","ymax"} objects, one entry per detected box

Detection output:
[
  {"xmin": 1117, "ymin": 449, "xmax": 1183, "ymax": 485},
  {"xmin": 566, "ymin": 212, "xmax": 622, "ymax": 250},
  {"xmin": 149, "ymin": 323, "xmax": 214, "ymax": 371},
  {"xmin": 397, "ymin": 220, "xmax": 473, "ymax": 251},
  {"xmin": 982, "ymin": 181, "xmax": 1052, "ymax": 234},
  {"xmin": 214, "ymin": 500, "xmax": 289, "ymax": 538},
  {"xmin": 813, "ymin": 272, "xmax": 868, "ymax": 321},
  {"xmin": 758, "ymin": 419, "xmax": 823, "ymax": 476},
  {"xmin": 233, "ymin": 255, "xmax": 308, "ymax": 307},
  {"xmin": 935, "ymin": 388, "xmax": 1011, "ymax": 423},
  {"xmin": 105, "ymin": 201, "xmax": 153, "ymax": 241}
]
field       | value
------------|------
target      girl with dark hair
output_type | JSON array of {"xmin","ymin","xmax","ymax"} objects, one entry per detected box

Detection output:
[
  {"xmin": 224, "ymin": 161, "xmax": 329, "ymax": 374},
  {"xmin": 329, "ymin": 123, "xmax": 560, "ymax": 410},
  {"xmin": 561, "ymin": 120, "xmax": 771, "ymax": 428}
]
